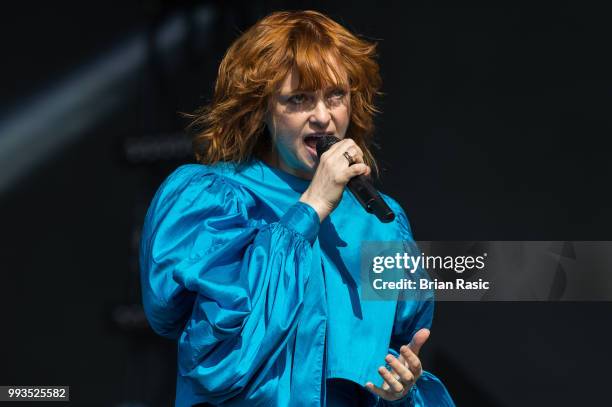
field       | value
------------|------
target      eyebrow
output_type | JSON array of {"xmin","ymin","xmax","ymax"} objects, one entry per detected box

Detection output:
[{"xmin": 281, "ymin": 85, "xmax": 347, "ymax": 94}]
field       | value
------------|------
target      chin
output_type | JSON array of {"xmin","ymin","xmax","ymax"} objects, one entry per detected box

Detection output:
[
  {"xmin": 293, "ymin": 157, "xmax": 314, "ymax": 176},
  {"xmin": 300, "ymin": 154, "xmax": 317, "ymax": 170}
]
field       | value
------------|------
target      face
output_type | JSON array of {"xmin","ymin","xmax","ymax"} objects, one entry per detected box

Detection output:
[{"xmin": 264, "ymin": 64, "xmax": 351, "ymax": 180}]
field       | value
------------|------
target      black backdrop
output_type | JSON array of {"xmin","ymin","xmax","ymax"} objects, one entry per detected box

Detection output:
[{"xmin": 1, "ymin": 1, "xmax": 611, "ymax": 406}]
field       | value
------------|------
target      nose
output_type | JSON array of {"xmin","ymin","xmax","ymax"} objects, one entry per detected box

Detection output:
[{"xmin": 309, "ymin": 98, "xmax": 331, "ymax": 128}]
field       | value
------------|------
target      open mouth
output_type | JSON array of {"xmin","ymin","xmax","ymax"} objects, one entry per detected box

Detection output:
[{"xmin": 303, "ymin": 133, "xmax": 332, "ymax": 156}]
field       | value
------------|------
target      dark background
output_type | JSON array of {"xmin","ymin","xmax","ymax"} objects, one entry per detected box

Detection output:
[{"xmin": 1, "ymin": 1, "xmax": 611, "ymax": 406}]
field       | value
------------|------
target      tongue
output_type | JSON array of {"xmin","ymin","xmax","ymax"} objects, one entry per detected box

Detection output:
[{"xmin": 304, "ymin": 137, "xmax": 319, "ymax": 149}]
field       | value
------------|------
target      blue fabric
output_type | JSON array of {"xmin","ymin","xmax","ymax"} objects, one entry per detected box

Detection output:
[
  {"xmin": 325, "ymin": 379, "xmax": 370, "ymax": 406},
  {"xmin": 139, "ymin": 159, "xmax": 455, "ymax": 407}
]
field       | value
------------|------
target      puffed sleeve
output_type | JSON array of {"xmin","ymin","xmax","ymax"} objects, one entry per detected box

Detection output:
[
  {"xmin": 139, "ymin": 165, "xmax": 320, "ymax": 404},
  {"xmin": 377, "ymin": 200, "xmax": 455, "ymax": 407}
]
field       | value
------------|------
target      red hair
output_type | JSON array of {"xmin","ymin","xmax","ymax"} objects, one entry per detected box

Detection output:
[{"xmin": 189, "ymin": 10, "xmax": 382, "ymax": 176}]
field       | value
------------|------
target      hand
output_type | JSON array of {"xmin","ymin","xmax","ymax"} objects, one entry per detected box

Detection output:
[
  {"xmin": 365, "ymin": 328, "xmax": 430, "ymax": 402},
  {"xmin": 299, "ymin": 138, "xmax": 371, "ymax": 222}
]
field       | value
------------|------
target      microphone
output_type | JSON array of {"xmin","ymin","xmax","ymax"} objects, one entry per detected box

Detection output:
[{"xmin": 316, "ymin": 136, "xmax": 395, "ymax": 223}]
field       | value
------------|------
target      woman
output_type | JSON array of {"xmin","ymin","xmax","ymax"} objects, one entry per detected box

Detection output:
[{"xmin": 140, "ymin": 10, "xmax": 454, "ymax": 407}]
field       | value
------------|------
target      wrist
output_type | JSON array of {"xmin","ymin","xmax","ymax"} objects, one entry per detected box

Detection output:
[{"xmin": 299, "ymin": 192, "xmax": 329, "ymax": 223}]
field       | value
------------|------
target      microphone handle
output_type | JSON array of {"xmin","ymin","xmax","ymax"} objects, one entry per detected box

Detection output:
[{"xmin": 347, "ymin": 175, "xmax": 395, "ymax": 223}]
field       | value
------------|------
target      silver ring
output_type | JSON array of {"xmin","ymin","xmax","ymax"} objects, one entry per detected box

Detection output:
[{"xmin": 343, "ymin": 151, "xmax": 355, "ymax": 165}]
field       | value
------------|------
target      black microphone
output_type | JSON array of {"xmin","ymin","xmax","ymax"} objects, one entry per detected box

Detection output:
[{"xmin": 316, "ymin": 136, "xmax": 395, "ymax": 223}]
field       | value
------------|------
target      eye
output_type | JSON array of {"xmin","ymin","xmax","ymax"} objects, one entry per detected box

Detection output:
[
  {"xmin": 328, "ymin": 88, "xmax": 347, "ymax": 100},
  {"xmin": 288, "ymin": 94, "xmax": 308, "ymax": 105}
]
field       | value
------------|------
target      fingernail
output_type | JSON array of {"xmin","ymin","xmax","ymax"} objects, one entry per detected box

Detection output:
[{"xmin": 385, "ymin": 355, "xmax": 393, "ymax": 363}]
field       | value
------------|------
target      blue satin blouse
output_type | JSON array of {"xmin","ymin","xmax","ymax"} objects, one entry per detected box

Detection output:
[{"xmin": 139, "ymin": 159, "xmax": 455, "ymax": 407}]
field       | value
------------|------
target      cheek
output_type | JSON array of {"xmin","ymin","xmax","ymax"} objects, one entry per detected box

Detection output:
[
  {"xmin": 343, "ymin": 108, "xmax": 351, "ymax": 128},
  {"xmin": 272, "ymin": 116, "xmax": 306, "ymax": 156},
  {"xmin": 335, "ymin": 106, "xmax": 351, "ymax": 131},
  {"xmin": 276, "ymin": 114, "xmax": 307, "ymax": 141}
]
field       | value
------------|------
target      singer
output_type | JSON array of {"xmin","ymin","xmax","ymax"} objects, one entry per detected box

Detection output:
[{"xmin": 140, "ymin": 10, "xmax": 454, "ymax": 407}]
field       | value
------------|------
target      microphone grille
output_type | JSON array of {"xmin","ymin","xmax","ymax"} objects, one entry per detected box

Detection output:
[{"xmin": 316, "ymin": 135, "xmax": 340, "ymax": 158}]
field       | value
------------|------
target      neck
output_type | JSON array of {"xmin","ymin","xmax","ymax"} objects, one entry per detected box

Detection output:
[{"xmin": 261, "ymin": 149, "xmax": 314, "ymax": 181}]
